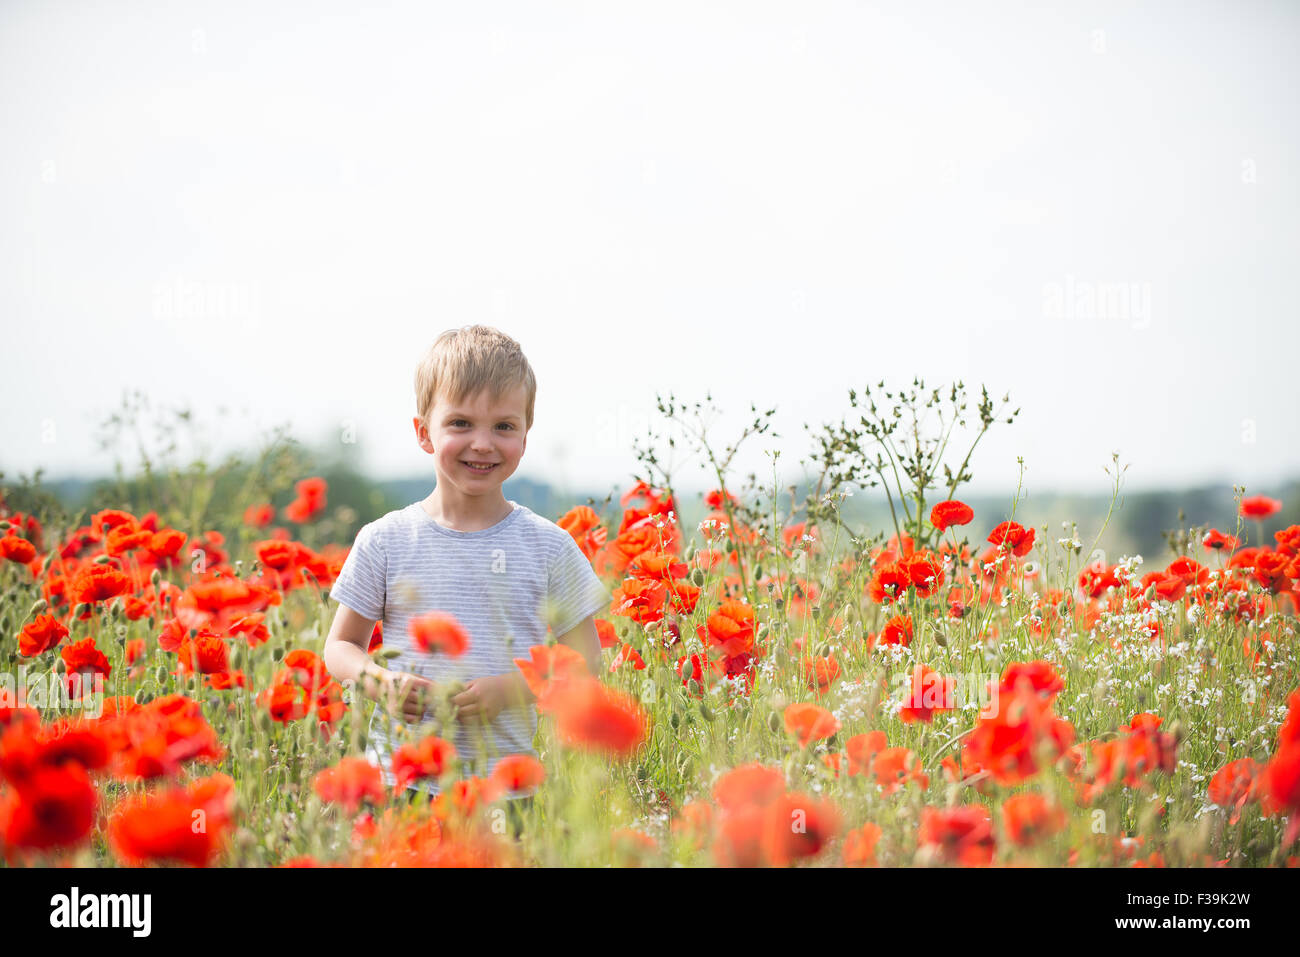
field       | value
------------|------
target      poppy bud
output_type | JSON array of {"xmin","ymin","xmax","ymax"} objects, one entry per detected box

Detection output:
[
  {"xmin": 28, "ymin": 598, "xmax": 47, "ymax": 616},
  {"xmin": 154, "ymin": 665, "xmax": 168, "ymax": 684},
  {"xmin": 1143, "ymin": 585, "xmax": 1158, "ymax": 603},
  {"xmin": 150, "ymin": 568, "xmax": 162, "ymax": 587},
  {"xmin": 0, "ymin": 520, "xmax": 9, "ymax": 530},
  {"xmin": 768, "ymin": 710, "xmax": 782, "ymax": 734},
  {"xmin": 42, "ymin": 552, "xmax": 56, "ymax": 573},
  {"xmin": 687, "ymin": 679, "xmax": 700, "ymax": 696},
  {"xmin": 933, "ymin": 629, "xmax": 947, "ymax": 648},
  {"xmin": 1056, "ymin": 600, "xmax": 1070, "ymax": 617},
  {"xmin": 670, "ymin": 710, "xmax": 681, "ymax": 729},
  {"xmin": 134, "ymin": 688, "xmax": 153, "ymax": 705},
  {"xmin": 93, "ymin": 554, "xmax": 113, "ymax": 565},
  {"xmin": 377, "ymin": 647, "xmax": 401, "ymax": 660},
  {"xmin": 689, "ymin": 567, "xmax": 706, "ymax": 587},
  {"xmin": 73, "ymin": 602, "xmax": 90, "ymax": 618},
  {"xmin": 272, "ymin": 646, "xmax": 284, "ymax": 661},
  {"xmin": 697, "ymin": 701, "xmax": 714, "ymax": 722}
]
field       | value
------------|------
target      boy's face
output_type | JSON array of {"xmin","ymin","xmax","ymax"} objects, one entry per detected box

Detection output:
[{"xmin": 413, "ymin": 383, "xmax": 529, "ymax": 497}]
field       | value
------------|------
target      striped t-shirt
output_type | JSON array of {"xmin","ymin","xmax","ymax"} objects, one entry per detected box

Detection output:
[{"xmin": 328, "ymin": 499, "xmax": 610, "ymax": 793}]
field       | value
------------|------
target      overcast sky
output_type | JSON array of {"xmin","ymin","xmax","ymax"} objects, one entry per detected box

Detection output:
[{"xmin": 2, "ymin": 0, "xmax": 1297, "ymax": 505}]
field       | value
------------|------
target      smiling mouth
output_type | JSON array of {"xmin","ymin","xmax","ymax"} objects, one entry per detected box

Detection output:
[{"xmin": 462, "ymin": 461, "xmax": 498, "ymax": 473}]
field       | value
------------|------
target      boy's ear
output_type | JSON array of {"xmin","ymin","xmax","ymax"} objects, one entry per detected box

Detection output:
[{"xmin": 413, "ymin": 416, "xmax": 434, "ymax": 454}]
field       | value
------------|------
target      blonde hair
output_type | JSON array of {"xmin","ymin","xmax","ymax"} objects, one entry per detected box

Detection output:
[{"xmin": 414, "ymin": 325, "xmax": 536, "ymax": 430}]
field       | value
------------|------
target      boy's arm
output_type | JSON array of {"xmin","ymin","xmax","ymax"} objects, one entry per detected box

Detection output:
[
  {"xmin": 323, "ymin": 603, "xmax": 434, "ymax": 722},
  {"xmin": 554, "ymin": 614, "xmax": 602, "ymax": 675}
]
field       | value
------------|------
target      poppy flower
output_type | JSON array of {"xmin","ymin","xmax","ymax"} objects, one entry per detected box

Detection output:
[
  {"xmin": 514, "ymin": 643, "xmax": 589, "ymax": 699},
  {"xmin": 610, "ymin": 577, "xmax": 668, "ymax": 625},
  {"xmin": 803, "ymin": 655, "xmax": 840, "ymax": 695},
  {"xmin": 868, "ymin": 562, "xmax": 911, "ymax": 605},
  {"xmin": 1207, "ymin": 758, "xmax": 1261, "ymax": 824},
  {"xmin": 17, "ymin": 614, "xmax": 68, "ymax": 657},
  {"xmin": 987, "ymin": 521, "xmax": 1035, "ymax": 557},
  {"xmin": 409, "ymin": 611, "xmax": 470, "ymax": 657},
  {"xmin": 1241, "ymin": 496, "xmax": 1282, "ymax": 519},
  {"xmin": 917, "ymin": 805, "xmax": 996, "ymax": 866},
  {"xmin": 243, "ymin": 504, "xmax": 275, "ymax": 527},
  {"xmin": 0, "ymin": 534, "xmax": 37, "ymax": 565},
  {"xmin": 871, "ymin": 747, "xmax": 930, "ymax": 794},
  {"xmin": 593, "ymin": 618, "xmax": 618, "ymax": 649},
  {"xmin": 845, "ymin": 731, "xmax": 888, "ymax": 777},
  {"xmin": 557, "ymin": 505, "xmax": 607, "ymax": 560},
  {"xmin": 842, "ymin": 822, "xmax": 882, "ymax": 865},
  {"xmin": 315, "ymin": 758, "xmax": 386, "ymax": 816},
  {"xmin": 391, "ymin": 735, "xmax": 458, "ymax": 790},
  {"xmin": 760, "ymin": 791, "xmax": 842, "ymax": 867},
  {"xmin": 713, "ymin": 764, "xmax": 786, "ymax": 811},
  {"xmin": 697, "ymin": 600, "xmax": 756, "ymax": 659},
  {"xmin": 0, "ymin": 763, "xmax": 98, "ymax": 856},
  {"xmin": 1001, "ymin": 793, "xmax": 1066, "ymax": 846},
  {"xmin": 1203, "ymin": 529, "xmax": 1240, "ymax": 551},
  {"xmin": 902, "ymin": 551, "xmax": 945, "ymax": 598},
  {"xmin": 489, "ymin": 754, "xmax": 545, "ymax": 795},
  {"xmin": 108, "ymin": 773, "xmax": 235, "ymax": 867},
  {"xmin": 542, "ymin": 676, "xmax": 647, "ymax": 759},
  {"xmin": 898, "ymin": 665, "xmax": 957, "ymax": 724},
  {"xmin": 783, "ymin": 702, "xmax": 841, "ymax": 747},
  {"xmin": 930, "ymin": 500, "xmax": 974, "ymax": 532},
  {"xmin": 68, "ymin": 563, "xmax": 130, "ymax": 605},
  {"xmin": 874, "ymin": 613, "xmax": 913, "ymax": 649}
]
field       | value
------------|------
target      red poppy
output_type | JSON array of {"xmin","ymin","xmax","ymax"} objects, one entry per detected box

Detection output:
[
  {"xmin": 409, "ymin": 611, "xmax": 470, "ymax": 657},
  {"xmin": 783, "ymin": 702, "xmax": 841, "ymax": 747},
  {"xmin": 108, "ymin": 773, "xmax": 235, "ymax": 867},
  {"xmin": 513, "ymin": 643, "xmax": 589, "ymax": 699},
  {"xmin": 930, "ymin": 500, "xmax": 974, "ymax": 532},
  {"xmin": 987, "ymin": 521, "xmax": 1035, "ymax": 557},
  {"xmin": 1001, "ymin": 793, "xmax": 1066, "ymax": 846},
  {"xmin": 917, "ymin": 805, "xmax": 996, "ymax": 866},
  {"xmin": 760, "ymin": 791, "xmax": 842, "ymax": 867},
  {"xmin": 842, "ymin": 822, "xmax": 882, "ymax": 866},
  {"xmin": 314, "ymin": 757, "xmax": 387, "ymax": 815},
  {"xmin": 1240, "ymin": 496, "xmax": 1282, "ymax": 519},
  {"xmin": 1203, "ymin": 529, "xmax": 1240, "ymax": 551},
  {"xmin": 17, "ymin": 614, "xmax": 68, "ymax": 657},
  {"xmin": 845, "ymin": 731, "xmax": 888, "ymax": 777},
  {"xmin": 867, "ymin": 562, "xmax": 911, "ymax": 605},
  {"xmin": 489, "ymin": 754, "xmax": 546, "ymax": 795},
  {"xmin": 541, "ymin": 676, "xmax": 647, "ymax": 759},
  {"xmin": 898, "ymin": 665, "xmax": 957, "ymax": 724},
  {"xmin": 1207, "ymin": 758, "xmax": 1261, "ymax": 824},
  {"xmin": 0, "ymin": 763, "xmax": 98, "ymax": 856}
]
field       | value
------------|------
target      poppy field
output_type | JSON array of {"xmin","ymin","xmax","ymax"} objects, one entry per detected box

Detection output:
[{"xmin": 1, "ymin": 384, "xmax": 1297, "ymax": 868}]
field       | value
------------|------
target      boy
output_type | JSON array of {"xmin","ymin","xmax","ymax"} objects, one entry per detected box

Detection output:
[{"xmin": 322, "ymin": 325, "xmax": 608, "ymax": 805}]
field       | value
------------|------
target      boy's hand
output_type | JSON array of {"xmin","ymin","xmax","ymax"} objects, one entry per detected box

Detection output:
[
  {"xmin": 451, "ymin": 675, "xmax": 524, "ymax": 724},
  {"xmin": 382, "ymin": 672, "xmax": 439, "ymax": 725}
]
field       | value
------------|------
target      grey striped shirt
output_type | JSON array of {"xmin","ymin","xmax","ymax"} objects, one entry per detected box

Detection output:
[{"xmin": 328, "ymin": 500, "xmax": 610, "ymax": 793}]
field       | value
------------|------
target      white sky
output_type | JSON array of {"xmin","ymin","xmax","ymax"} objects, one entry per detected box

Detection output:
[{"xmin": 3, "ymin": 0, "xmax": 1297, "ymax": 502}]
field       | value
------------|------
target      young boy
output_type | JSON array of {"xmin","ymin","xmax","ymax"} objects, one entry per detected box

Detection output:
[{"xmin": 322, "ymin": 325, "xmax": 609, "ymax": 803}]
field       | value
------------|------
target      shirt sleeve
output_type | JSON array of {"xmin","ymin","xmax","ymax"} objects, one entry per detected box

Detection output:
[
  {"xmin": 329, "ymin": 521, "xmax": 386, "ymax": 622},
  {"xmin": 546, "ymin": 532, "xmax": 612, "ymax": 637}
]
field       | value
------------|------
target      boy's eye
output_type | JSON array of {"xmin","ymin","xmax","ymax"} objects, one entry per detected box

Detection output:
[{"xmin": 448, "ymin": 420, "xmax": 515, "ymax": 430}]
